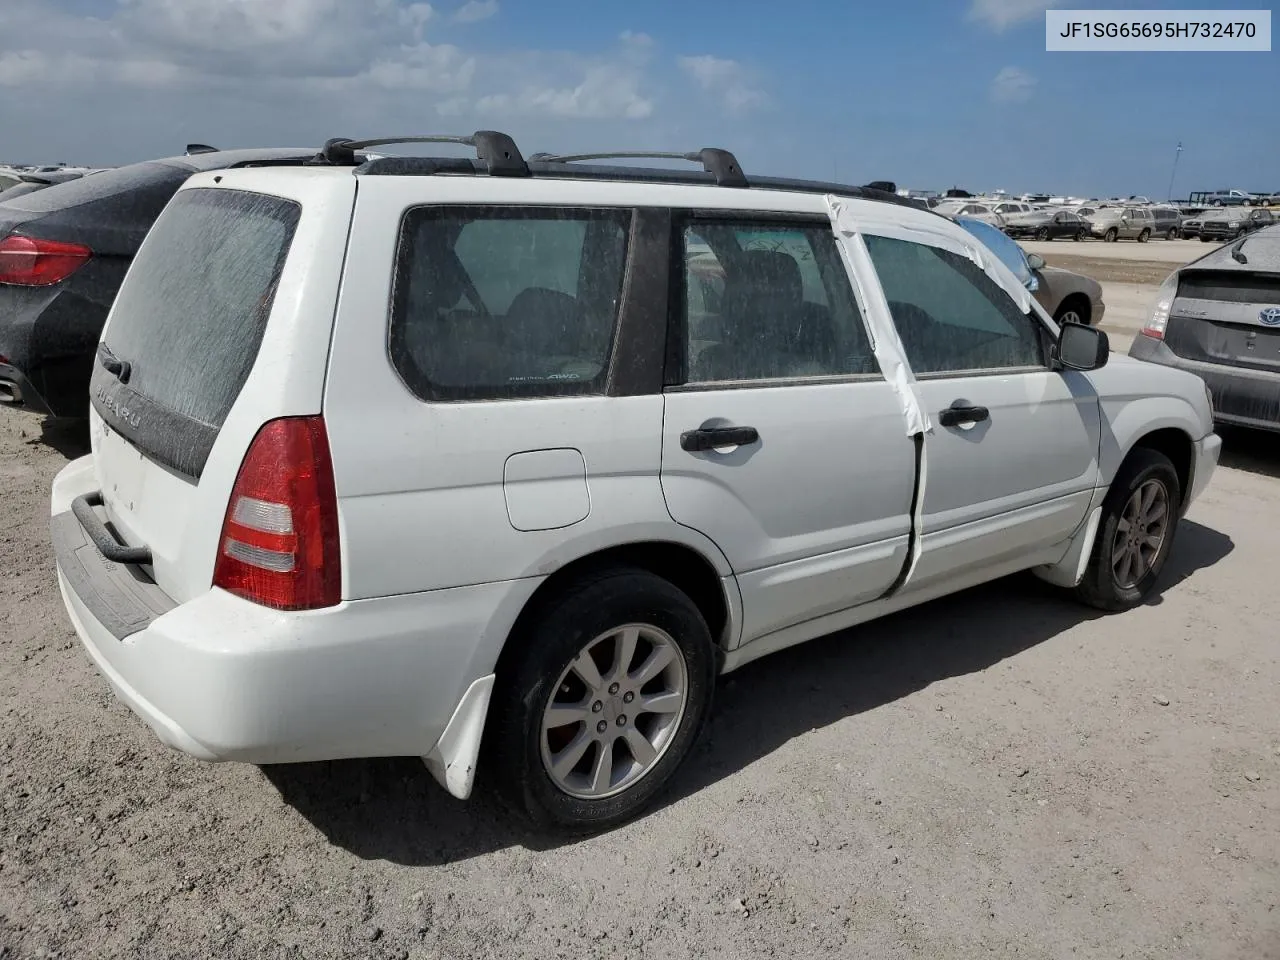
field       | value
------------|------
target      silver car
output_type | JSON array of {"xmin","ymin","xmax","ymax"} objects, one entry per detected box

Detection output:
[
  {"xmin": 1130, "ymin": 224, "xmax": 1280, "ymax": 432},
  {"xmin": 1089, "ymin": 206, "xmax": 1156, "ymax": 242}
]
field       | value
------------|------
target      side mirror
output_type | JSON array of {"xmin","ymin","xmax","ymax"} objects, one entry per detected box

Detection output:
[
  {"xmin": 1055, "ymin": 320, "xmax": 1109, "ymax": 371},
  {"xmin": 1025, "ymin": 252, "xmax": 1046, "ymax": 270}
]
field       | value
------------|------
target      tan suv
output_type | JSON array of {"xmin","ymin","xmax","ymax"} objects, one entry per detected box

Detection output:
[{"xmin": 1089, "ymin": 206, "xmax": 1155, "ymax": 242}]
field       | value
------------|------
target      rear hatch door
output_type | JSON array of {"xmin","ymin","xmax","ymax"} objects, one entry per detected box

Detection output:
[
  {"xmin": 1167, "ymin": 268, "xmax": 1280, "ymax": 373},
  {"xmin": 87, "ymin": 174, "xmax": 355, "ymax": 603}
]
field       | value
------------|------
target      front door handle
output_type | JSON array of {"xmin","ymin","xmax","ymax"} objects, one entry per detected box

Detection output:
[
  {"xmin": 939, "ymin": 403, "xmax": 989, "ymax": 427},
  {"xmin": 680, "ymin": 425, "xmax": 760, "ymax": 452}
]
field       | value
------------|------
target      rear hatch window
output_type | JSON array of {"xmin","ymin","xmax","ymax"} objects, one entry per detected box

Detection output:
[{"xmin": 93, "ymin": 187, "xmax": 301, "ymax": 479}]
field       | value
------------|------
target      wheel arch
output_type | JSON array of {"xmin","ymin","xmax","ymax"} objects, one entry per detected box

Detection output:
[
  {"xmin": 1127, "ymin": 427, "xmax": 1194, "ymax": 510},
  {"xmin": 1054, "ymin": 292, "xmax": 1093, "ymax": 325},
  {"xmin": 493, "ymin": 538, "xmax": 740, "ymax": 683}
]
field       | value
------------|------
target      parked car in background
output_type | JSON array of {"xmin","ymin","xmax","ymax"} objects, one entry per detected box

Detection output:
[
  {"xmin": 0, "ymin": 173, "xmax": 19, "ymax": 193},
  {"xmin": 1064, "ymin": 204, "xmax": 1097, "ymax": 219},
  {"xmin": 48, "ymin": 135, "xmax": 1218, "ymax": 832},
  {"xmin": 1197, "ymin": 207, "xmax": 1275, "ymax": 242},
  {"xmin": 955, "ymin": 217, "xmax": 1105, "ymax": 326},
  {"xmin": 991, "ymin": 201, "xmax": 1036, "ymax": 218},
  {"xmin": 1089, "ymin": 206, "xmax": 1155, "ymax": 242},
  {"xmin": 1130, "ymin": 224, "xmax": 1280, "ymax": 432},
  {"xmin": 1002, "ymin": 209, "xmax": 1089, "ymax": 241},
  {"xmin": 1150, "ymin": 206, "xmax": 1183, "ymax": 239},
  {"xmin": 935, "ymin": 200, "xmax": 1005, "ymax": 227},
  {"xmin": 1180, "ymin": 212, "xmax": 1213, "ymax": 240},
  {"xmin": 0, "ymin": 147, "xmax": 324, "ymax": 418}
]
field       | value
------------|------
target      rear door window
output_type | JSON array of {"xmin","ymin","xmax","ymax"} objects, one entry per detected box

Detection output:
[
  {"xmin": 98, "ymin": 188, "xmax": 300, "ymax": 474},
  {"xmin": 679, "ymin": 219, "xmax": 878, "ymax": 383},
  {"xmin": 390, "ymin": 206, "xmax": 631, "ymax": 401}
]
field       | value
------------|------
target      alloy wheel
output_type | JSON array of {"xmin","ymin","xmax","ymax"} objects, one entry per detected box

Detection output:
[
  {"xmin": 1110, "ymin": 479, "xmax": 1170, "ymax": 589},
  {"xmin": 540, "ymin": 624, "xmax": 689, "ymax": 800}
]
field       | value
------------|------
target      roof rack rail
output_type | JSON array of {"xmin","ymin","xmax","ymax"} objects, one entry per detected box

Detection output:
[
  {"xmin": 528, "ymin": 149, "xmax": 747, "ymax": 188},
  {"xmin": 318, "ymin": 130, "xmax": 527, "ymax": 176}
]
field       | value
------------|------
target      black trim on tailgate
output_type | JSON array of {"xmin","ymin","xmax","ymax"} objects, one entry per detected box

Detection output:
[
  {"xmin": 51, "ymin": 509, "xmax": 176, "ymax": 640},
  {"xmin": 90, "ymin": 359, "xmax": 217, "ymax": 481}
]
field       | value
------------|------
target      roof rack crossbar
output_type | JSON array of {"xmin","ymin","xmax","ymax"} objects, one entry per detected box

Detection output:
[
  {"xmin": 319, "ymin": 130, "xmax": 528, "ymax": 176},
  {"xmin": 529, "ymin": 148, "xmax": 747, "ymax": 188}
]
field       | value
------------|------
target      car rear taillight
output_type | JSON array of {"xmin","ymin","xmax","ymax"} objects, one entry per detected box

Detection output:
[
  {"xmin": 0, "ymin": 235, "xmax": 92, "ymax": 286},
  {"xmin": 212, "ymin": 416, "xmax": 341, "ymax": 611},
  {"xmin": 1141, "ymin": 272, "xmax": 1179, "ymax": 341}
]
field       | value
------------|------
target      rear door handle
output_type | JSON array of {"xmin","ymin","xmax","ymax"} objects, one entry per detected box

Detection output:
[
  {"xmin": 680, "ymin": 425, "xmax": 760, "ymax": 452},
  {"xmin": 939, "ymin": 403, "xmax": 989, "ymax": 427}
]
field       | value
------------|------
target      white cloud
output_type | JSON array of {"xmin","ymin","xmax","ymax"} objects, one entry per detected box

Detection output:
[
  {"xmin": 0, "ymin": 2, "xmax": 768, "ymax": 163},
  {"xmin": 472, "ymin": 33, "xmax": 655, "ymax": 120},
  {"xmin": 452, "ymin": 0, "xmax": 497, "ymax": 23},
  {"xmin": 989, "ymin": 65, "xmax": 1037, "ymax": 103},
  {"xmin": 968, "ymin": 0, "xmax": 1061, "ymax": 31},
  {"xmin": 678, "ymin": 55, "xmax": 767, "ymax": 115}
]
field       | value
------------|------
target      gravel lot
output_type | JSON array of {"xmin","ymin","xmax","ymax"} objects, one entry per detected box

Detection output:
[{"xmin": 3, "ymin": 245, "xmax": 1279, "ymax": 957}]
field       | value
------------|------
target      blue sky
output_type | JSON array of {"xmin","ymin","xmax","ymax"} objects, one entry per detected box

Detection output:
[{"xmin": 1, "ymin": 0, "xmax": 1276, "ymax": 199}]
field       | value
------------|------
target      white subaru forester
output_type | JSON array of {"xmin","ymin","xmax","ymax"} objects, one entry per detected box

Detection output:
[{"xmin": 51, "ymin": 134, "xmax": 1221, "ymax": 832}]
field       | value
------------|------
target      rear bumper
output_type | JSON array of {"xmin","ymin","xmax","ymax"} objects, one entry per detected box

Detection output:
[
  {"xmin": 0, "ymin": 359, "xmax": 53, "ymax": 415},
  {"xmin": 51, "ymin": 454, "xmax": 541, "ymax": 774},
  {"xmin": 1129, "ymin": 334, "xmax": 1280, "ymax": 433}
]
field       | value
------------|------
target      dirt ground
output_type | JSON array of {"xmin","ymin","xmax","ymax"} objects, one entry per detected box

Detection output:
[{"xmin": 3, "ymin": 376, "xmax": 1280, "ymax": 957}]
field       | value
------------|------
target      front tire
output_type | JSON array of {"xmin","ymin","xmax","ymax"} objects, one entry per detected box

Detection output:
[
  {"xmin": 1036, "ymin": 226, "xmax": 1051, "ymax": 241},
  {"xmin": 1104, "ymin": 228, "xmax": 1119, "ymax": 242},
  {"xmin": 1073, "ymin": 448, "xmax": 1181, "ymax": 612},
  {"xmin": 486, "ymin": 567, "xmax": 716, "ymax": 833}
]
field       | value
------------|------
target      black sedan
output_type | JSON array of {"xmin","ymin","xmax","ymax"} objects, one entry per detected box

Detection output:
[
  {"xmin": 1002, "ymin": 209, "xmax": 1089, "ymax": 241},
  {"xmin": 0, "ymin": 147, "xmax": 318, "ymax": 418}
]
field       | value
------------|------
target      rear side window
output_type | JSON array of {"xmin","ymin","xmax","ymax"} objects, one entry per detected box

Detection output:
[
  {"xmin": 390, "ymin": 206, "xmax": 631, "ymax": 401},
  {"xmin": 103, "ymin": 188, "xmax": 300, "ymax": 428}
]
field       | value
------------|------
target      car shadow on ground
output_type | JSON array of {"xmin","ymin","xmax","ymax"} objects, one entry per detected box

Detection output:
[
  {"xmin": 36, "ymin": 416, "xmax": 89, "ymax": 460},
  {"xmin": 1217, "ymin": 425, "xmax": 1280, "ymax": 480},
  {"xmin": 263, "ymin": 518, "xmax": 1233, "ymax": 868}
]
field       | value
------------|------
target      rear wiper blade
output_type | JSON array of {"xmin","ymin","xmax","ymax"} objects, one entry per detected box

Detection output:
[
  {"xmin": 1230, "ymin": 233, "xmax": 1249, "ymax": 264},
  {"xmin": 97, "ymin": 343, "xmax": 132, "ymax": 384}
]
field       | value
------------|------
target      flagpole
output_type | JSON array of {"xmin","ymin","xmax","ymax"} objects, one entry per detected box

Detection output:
[{"xmin": 1166, "ymin": 142, "xmax": 1183, "ymax": 202}]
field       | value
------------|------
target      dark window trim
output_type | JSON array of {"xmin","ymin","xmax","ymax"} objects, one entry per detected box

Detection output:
[
  {"xmin": 607, "ymin": 207, "xmax": 670, "ymax": 397},
  {"xmin": 664, "ymin": 210, "xmax": 883, "ymax": 389},
  {"xmin": 913, "ymin": 363, "xmax": 1050, "ymax": 382},
  {"xmin": 387, "ymin": 204, "xmax": 634, "ymax": 403},
  {"xmin": 667, "ymin": 372, "xmax": 885, "ymax": 393}
]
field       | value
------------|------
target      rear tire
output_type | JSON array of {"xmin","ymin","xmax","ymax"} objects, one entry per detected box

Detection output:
[
  {"xmin": 1166, "ymin": 228, "xmax": 1179, "ymax": 240},
  {"xmin": 486, "ymin": 567, "xmax": 716, "ymax": 833},
  {"xmin": 1138, "ymin": 228, "xmax": 1151, "ymax": 243},
  {"xmin": 1072, "ymin": 448, "xmax": 1181, "ymax": 612},
  {"xmin": 1074, "ymin": 228, "xmax": 1087, "ymax": 241}
]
